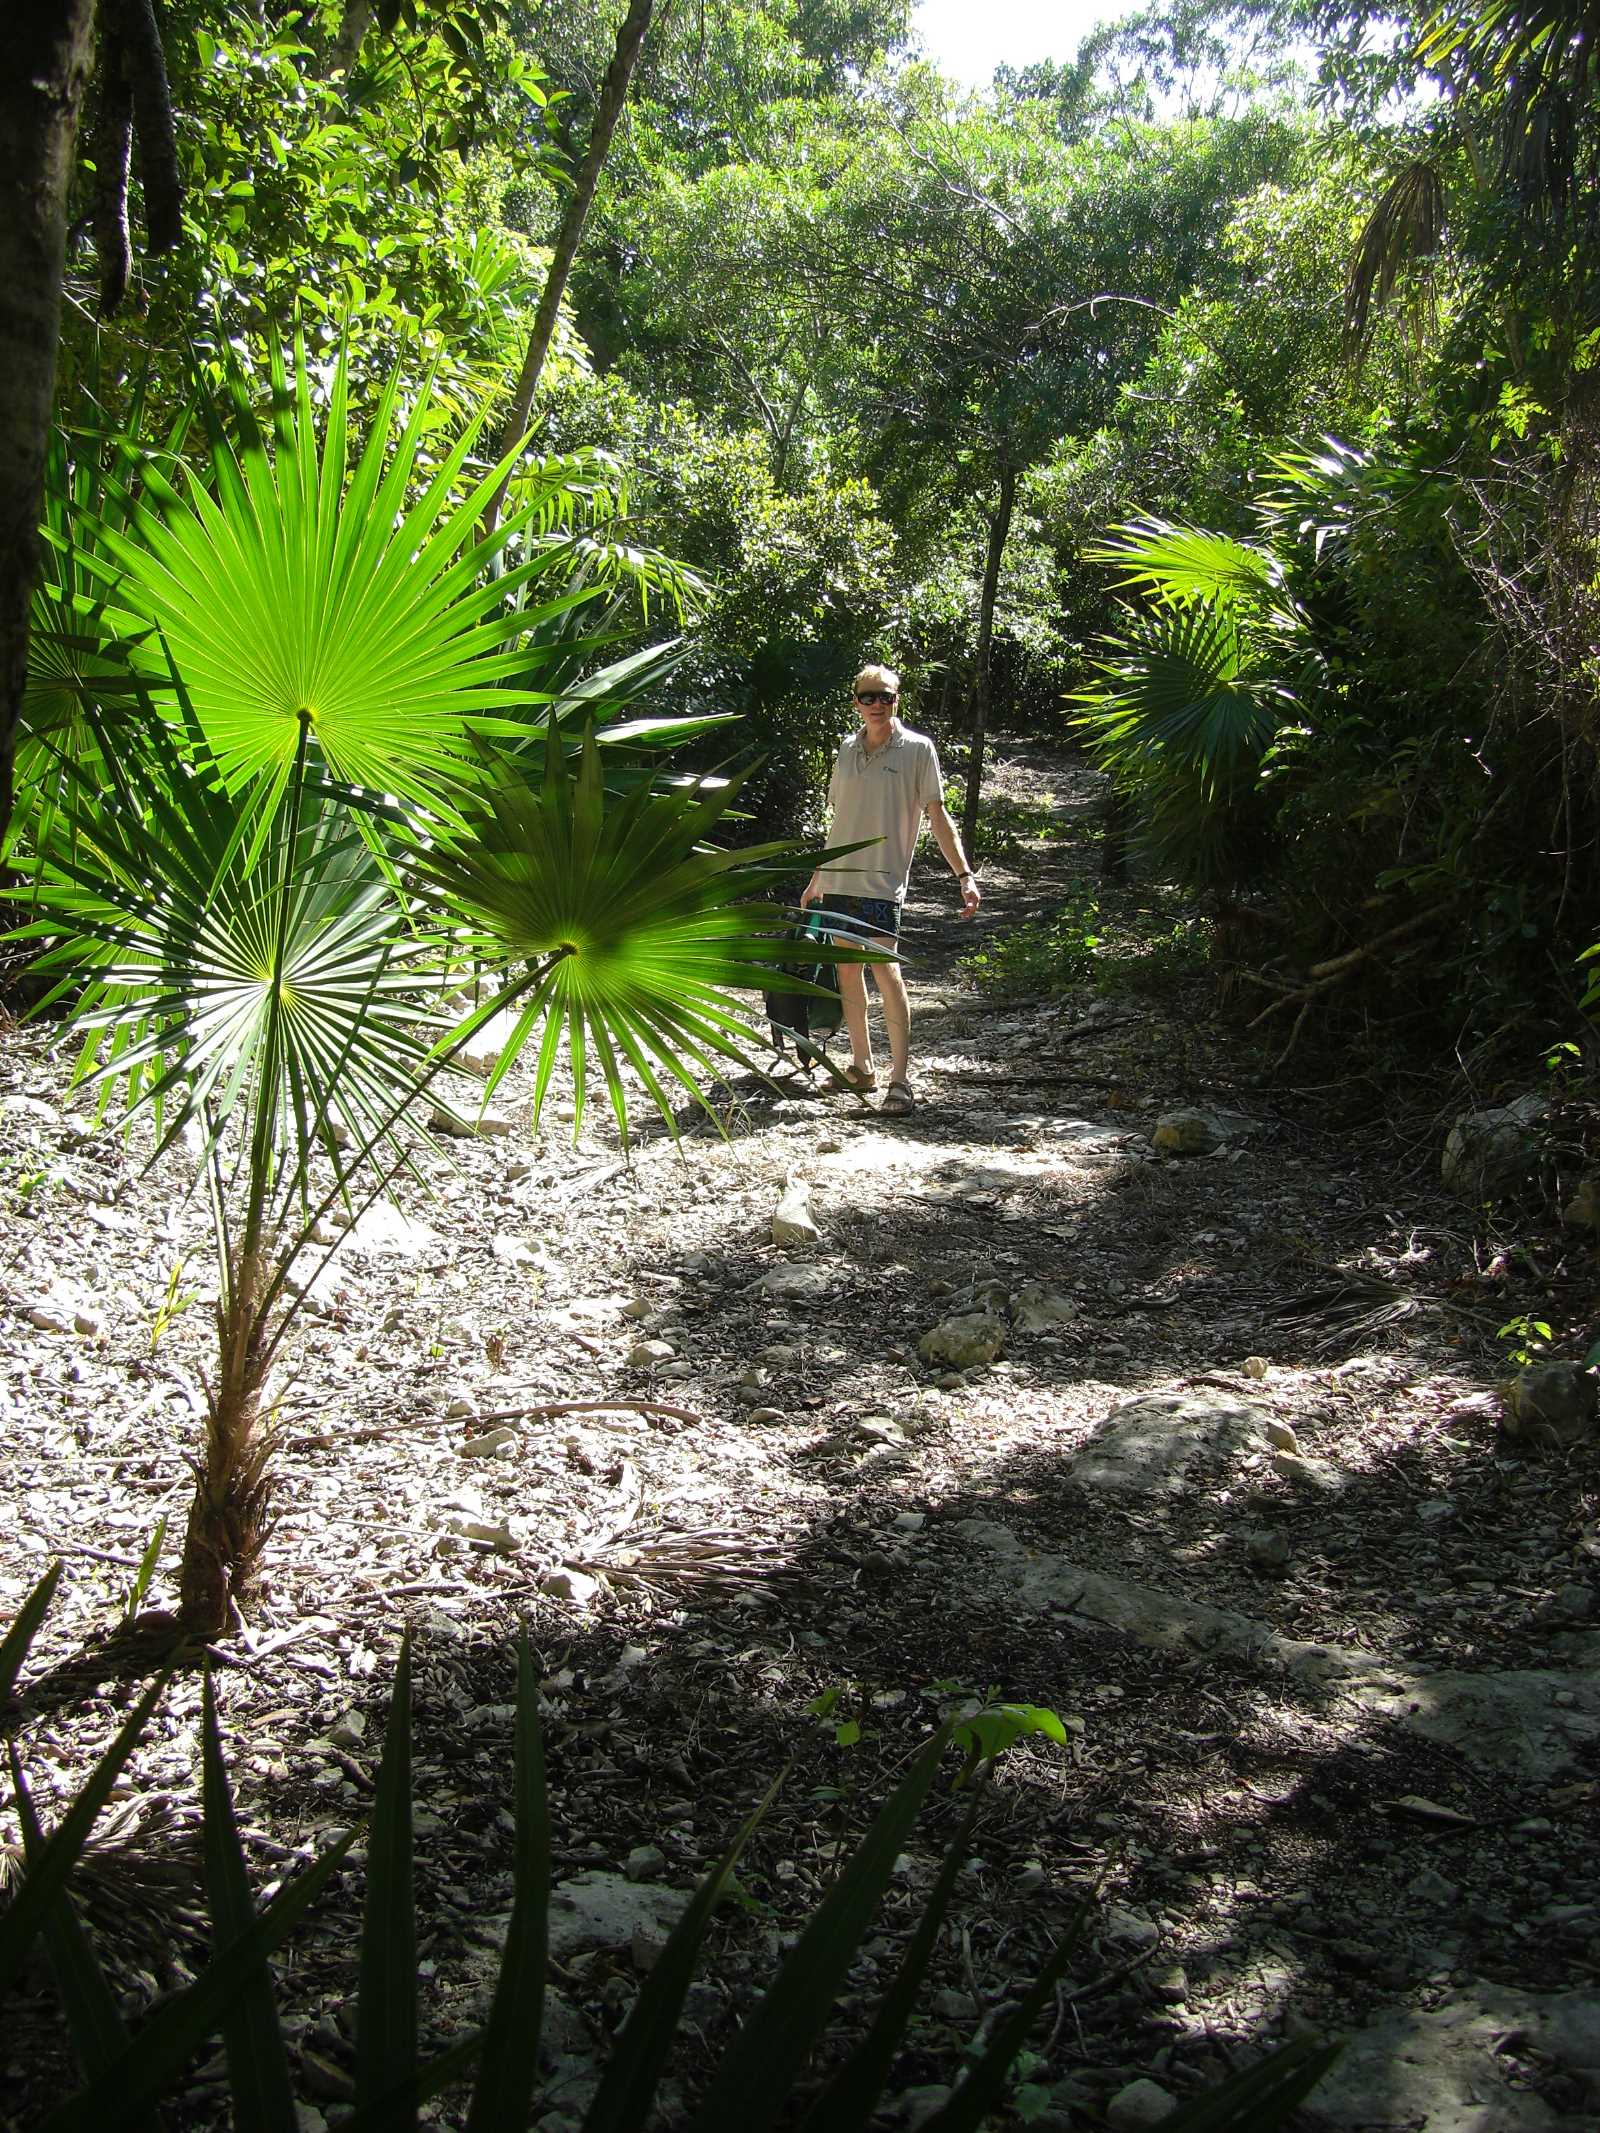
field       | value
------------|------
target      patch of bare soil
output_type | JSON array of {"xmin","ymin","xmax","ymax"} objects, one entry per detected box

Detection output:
[{"xmin": 2, "ymin": 741, "xmax": 1598, "ymax": 2130}]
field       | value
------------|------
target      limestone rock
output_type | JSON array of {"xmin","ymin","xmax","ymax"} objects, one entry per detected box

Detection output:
[
  {"xmin": 1271, "ymin": 1448, "xmax": 1342, "ymax": 1493},
  {"xmin": 772, "ymin": 1180, "xmax": 821, "ymax": 1249},
  {"xmin": 950, "ymin": 1519, "xmax": 1023, "ymax": 1556},
  {"xmin": 1248, "ymin": 1527, "xmax": 1292, "ymax": 1575},
  {"xmin": 1502, "ymin": 1364, "xmax": 1597, "ymax": 1451},
  {"xmin": 1341, "ymin": 1665, "xmax": 1600, "ymax": 1781},
  {"xmin": 1152, "ymin": 1109, "xmax": 1219, "ymax": 1156},
  {"xmin": 1009, "ymin": 1281, "xmax": 1077, "ymax": 1332},
  {"xmin": 1441, "ymin": 1092, "xmax": 1545, "ymax": 1201},
  {"xmin": 1067, "ymin": 1393, "xmax": 1264, "ymax": 1497},
  {"xmin": 1106, "ymin": 2077, "xmax": 1177, "ymax": 2128},
  {"xmin": 754, "ymin": 1260, "xmax": 840, "ymax": 1302},
  {"xmin": 917, "ymin": 1313, "xmax": 1006, "ymax": 1369},
  {"xmin": 1303, "ymin": 1983, "xmax": 1600, "ymax": 2131},
  {"xmin": 626, "ymin": 1339, "xmax": 676, "ymax": 1369},
  {"xmin": 540, "ymin": 1567, "xmax": 601, "ymax": 1607},
  {"xmin": 459, "ymin": 1425, "xmax": 519, "ymax": 1460},
  {"xmin": 546, "ymin": 1871, "xmax": 689, "ymax": 1960}
]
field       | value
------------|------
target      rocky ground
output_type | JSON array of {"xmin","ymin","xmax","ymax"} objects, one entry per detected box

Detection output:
[{"xmin": 2, "ymin": 743, "xmax": 1598, "ymax": 2132}]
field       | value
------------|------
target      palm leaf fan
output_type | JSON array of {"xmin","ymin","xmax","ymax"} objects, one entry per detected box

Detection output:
[
  {"xmin": 1344, "ymin": 160, "xmax": 1445, "ymax": 359},
  {"xmin": 1084, "ymin": 520, "xmax": 1285, "ymax": 609},
  {"xmin": 93, "ymin": 337, "xmax": 597, "ymax": 818},
  {"xmin": 14, "ymin": 732, "xmax": 458, "ymax": 1195},
  {"xmin": 416, "ymin": 731, "xmax": 854, "ymax": 1144}
]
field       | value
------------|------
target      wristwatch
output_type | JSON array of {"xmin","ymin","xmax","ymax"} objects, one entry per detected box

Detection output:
[{"xmin": 958, "ymin": 870, "xmax": 976, "ymax": 882}]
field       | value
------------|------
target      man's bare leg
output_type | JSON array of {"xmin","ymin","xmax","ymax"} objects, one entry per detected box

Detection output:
[
  {"xmin": 837, "ymin": 960, "xmax": 874, "ymax": 1078},
  {"xmin": 873, "ymin": 945, "xmax": 911, "ymax": 1085}
]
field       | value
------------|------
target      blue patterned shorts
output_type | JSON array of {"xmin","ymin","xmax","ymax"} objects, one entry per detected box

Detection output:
[{"xmin": 816, "ymin": 893, "xmax": 900, "ymax": 941}]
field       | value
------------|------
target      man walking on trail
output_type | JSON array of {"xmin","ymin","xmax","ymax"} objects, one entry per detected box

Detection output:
[{"xmin": 801, "ymin": 664, "xmax": 981, "ymax": 1116}]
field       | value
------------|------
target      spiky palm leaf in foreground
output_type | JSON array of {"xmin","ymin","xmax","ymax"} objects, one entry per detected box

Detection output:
[{"xmin": 92, "ymin": 342, "xmax": 599, "ymax": 812}]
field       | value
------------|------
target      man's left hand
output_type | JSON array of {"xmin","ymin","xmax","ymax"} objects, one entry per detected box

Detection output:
[{"xmin": 959, "ymin": 873, "xmax": 981, "ymax": 919}]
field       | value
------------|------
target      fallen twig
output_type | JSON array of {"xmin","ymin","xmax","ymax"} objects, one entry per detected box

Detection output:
[{"xmin": 1247, "ymin": 902, "xmax": 1458, "ymax": 1031}]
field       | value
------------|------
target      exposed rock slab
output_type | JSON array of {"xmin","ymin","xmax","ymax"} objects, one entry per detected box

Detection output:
[
  {"xmin": 1303, "ymin": 1983, "xmax": 1600, "ymax": 2131},
  {"xmin": 1066, "ymin": 1393, "xmax": 1267, "ymax": 1497},
  {"xmin": 1007, "ymin": 1549, "xmax": 1600, "ymax": 1777},
  {"xmin": 546, "ymin": 1871, "xmax": 690, "ymax": 1960},
  {"xmin": 1340, "ymin": 1668, "xmax": 1600, "ymax": 1782}
]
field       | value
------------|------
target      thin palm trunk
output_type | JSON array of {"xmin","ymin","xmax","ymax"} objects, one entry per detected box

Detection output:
[
  {"xmin": 179, "ymin": 1244, "xmax": 275, "ymax": 1635},
  {"xmin": 481, "ymin": 0, "xmax": 655, "ymax": 538},
  {"xmin": 961, "ymin": 460, "xmax": 1016, "ymax": 857},
  {"xmin": 177, "ymin": 717, "xmax": 312, "ymax": 1637}
]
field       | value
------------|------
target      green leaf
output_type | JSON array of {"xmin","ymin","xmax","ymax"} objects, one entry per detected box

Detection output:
[
  {"xmin": 680, "ymin": 1721, "xmax": 957, "ymax": 2133},
  {"xmin": 356, "ymin": 1633, "xmax": 416, "ymax": 2118},
  {"xmin": 793, "ymin": 1814, "xmax": 977, "ymax": 2133},
  {"xmin": 921, "ymin": 1914, "xmax": 1087, "ymax": 2132},
  {"xmin": 951, "ymin": 1702, "xmax": 1068, "ymax": 1777},
  {"xmin": 0, "ymin": 1671, "xmax": 169, "ymax": 1995},
  {"xmin": 464, "ymin": 1635, "xmax": 549, "ymax": 2133},
  {"xmin": 0, "ymin": 1558, "xmax": 62, "ymax": 1709},
  {"xmin": 9, "ymin": 1747, "xmax": 148, "ymax": 2113},
  {"xmin": 1155, "ymin": 2035, "xmax": 1344, "ymax": 2129},
  {"xmin": 584, "ymin": 1771, "xmax": 786, "ymax": 2133},
  {"xmin": 1085, "ymin": 520, "xmax": 1284, "ymax": 608},
  {"xmin": 419, "ymin": 728, "xmax": 834, "ymax": 1143},
  {"xmin": 123, "ymin": 1515, "xmax": 168, "ymax": 1622},
  {"xmin": 40, "ymin": 1825, "xmax": 364, "ymax": 2132},
  {"xmin": 201, "ymin": 1667, "xmax": 297, "ymax": 2133}
]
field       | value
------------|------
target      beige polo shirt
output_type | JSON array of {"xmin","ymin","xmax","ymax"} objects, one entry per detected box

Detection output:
[{"xmin": 815, "ymin": 721, "xmax": 945, "ymax": 904}]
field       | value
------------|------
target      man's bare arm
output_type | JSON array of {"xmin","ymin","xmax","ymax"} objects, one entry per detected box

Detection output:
[{"xmin": 926, "ymin": 799, "xmax": 981, "ymax": 918}]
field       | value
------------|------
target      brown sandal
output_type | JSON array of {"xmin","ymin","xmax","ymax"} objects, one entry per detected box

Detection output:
[
  {"xmin": 840, "ymin": 1063, "xmax": 877, "ymax": 1093},
  {"xmin": 880, "ymin": 1081, "xmax": 916, "ymax": 1116}
]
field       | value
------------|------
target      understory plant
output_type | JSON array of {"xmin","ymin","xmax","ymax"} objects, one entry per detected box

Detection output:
[
  {"xmin": 9, "ymin": 343, "xmax": 862, "ymax": 1639},
  {"xmin": 1068, "ymin": 516, "xmax": 1310, "ymax": 894},
  {"xmin": 0, "ymin": 1565, "xmax": 1342, "ymax": 2130}
]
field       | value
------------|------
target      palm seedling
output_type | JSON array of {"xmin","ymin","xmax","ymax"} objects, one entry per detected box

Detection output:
[
  {"xmin": 1069, "ymin": 518, "xmax": 1314, "ymax": 892},
  {"xmin": 11, "ymin": 341, "xmax": 853, "ymax": 1638}
]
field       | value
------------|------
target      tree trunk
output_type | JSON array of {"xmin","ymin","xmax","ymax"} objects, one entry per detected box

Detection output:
[
  {"xmin": 961, "ymin": 459, "xmax": 1016, "ymax": 857},
  {"xmin": 0, "ymin": 0, "xmax": 98, "ymax": 858},
  {"xmin": 482, "ymin": 0, "xmax": 655, "ymax": 537},
  {"xmin": 179, "ymin": 1245, "xmax": 277, "ymax": 1636}
]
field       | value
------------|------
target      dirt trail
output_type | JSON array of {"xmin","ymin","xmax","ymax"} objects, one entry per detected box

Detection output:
[{"xmin": 3, "ymin": 741, "xmax": 1597, "ymax": 2129}]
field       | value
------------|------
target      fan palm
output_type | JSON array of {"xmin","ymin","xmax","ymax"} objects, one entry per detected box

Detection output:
[
  {"xmin": 1071, "ymin": 520, "xmax": 1308, "ymax": 891},
  {"xmin": 12, "ymin": 342, "xmax": 841, "ymax": 1637}
]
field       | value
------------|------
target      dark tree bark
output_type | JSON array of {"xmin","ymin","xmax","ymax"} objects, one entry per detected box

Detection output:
[
  {"xmin": 961, "ymin": 459, "xmax": 1016, "ymax": 857},
  {"xmin": 1, "ymin": 0, "xmax": 99, "ymax": 858},
  {"xmin": 92, "ymin": 37, "xmax": 134, "ymax": 314},
  {"xmin": 105, "ymin": 0, "xmax": 181, "ymax": 253},
  {"xmin": 482, "ymin": 0, "xmax": 656, "ymax": 536}
]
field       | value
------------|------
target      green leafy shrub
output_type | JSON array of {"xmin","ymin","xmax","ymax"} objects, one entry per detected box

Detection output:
[{"xmin": 1, "ymin": 1566, "xmax": 1341, "ymax": 2129}]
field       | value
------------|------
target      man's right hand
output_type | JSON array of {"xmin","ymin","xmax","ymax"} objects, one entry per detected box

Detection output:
[{"xmin": 800, "ymin": 874, "xmax": 821, "ymax": 908}]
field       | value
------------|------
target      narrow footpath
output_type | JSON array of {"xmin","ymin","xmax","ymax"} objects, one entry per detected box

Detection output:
[{"xmin": 3, "ymin": 741, "xmax": 1597, "ymax": 2130}]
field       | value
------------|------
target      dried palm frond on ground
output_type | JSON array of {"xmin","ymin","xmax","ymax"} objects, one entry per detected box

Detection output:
[{"xmin": 574, "ymin": 1524, "xmax": 793, "ymax": 1595}]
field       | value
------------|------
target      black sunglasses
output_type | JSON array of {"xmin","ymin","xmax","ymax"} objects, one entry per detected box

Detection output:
[{"xmin": 854, "ymin": 690, "xmax": 897, "ymax": 706}]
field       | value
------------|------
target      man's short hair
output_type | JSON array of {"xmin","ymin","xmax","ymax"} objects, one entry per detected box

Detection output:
[{"xmin": 854, "ymin": 663, "xmax": 900, "ymax": 695}]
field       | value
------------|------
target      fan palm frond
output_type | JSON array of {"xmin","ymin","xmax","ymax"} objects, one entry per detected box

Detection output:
[
  {"xmin": 418, "ymin": 731, "xmax": 868, "ymax": 1143},
  {"xmin": 1344, "ymin": 159, "xmax": 1446, "ymax": 359},
  {"xmin": 1085, "ymin": 520, "xmax": 1287, "ymax": 611},
  {"xmin": 92, "ymin": 339, "xmax": 609, "ymax": 815},
  {"xmin": 1070, "ymin": 602, "xmax": 1288, "ymax": 795},
  {"xmin": 16, "ymin": 734, "xmax": 455, "ymax": 1195}
]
